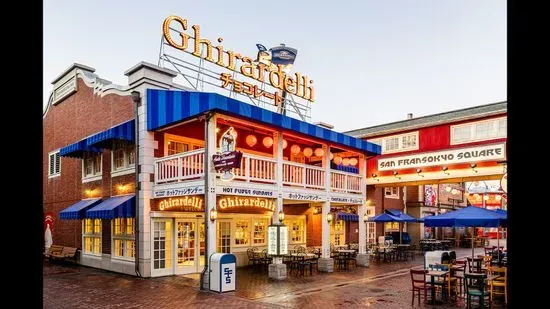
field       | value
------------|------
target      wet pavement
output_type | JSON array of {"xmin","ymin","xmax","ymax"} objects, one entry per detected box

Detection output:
[{"xmin": 44, "ymin": 242, "xmax": 507, "ymax": 308}]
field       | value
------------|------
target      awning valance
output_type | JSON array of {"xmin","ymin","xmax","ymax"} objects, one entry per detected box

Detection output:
[
  {"xmin": 59, "ymin": 198, "xmax": 103, "ymax": 220},
  {"xmin": 86, "ymin": 195, "xmax": 135, "ymax": 219},
  {"xmin": 59, "ymin": 140, "xmax": 102, "ymax": 158},
  {"xmin": 86, "ymin": 120, "xmax": 135, "ymax": 149},
  {"xmin": 336, "ymin": 212, "xmax": 358, "ymax": 222}
]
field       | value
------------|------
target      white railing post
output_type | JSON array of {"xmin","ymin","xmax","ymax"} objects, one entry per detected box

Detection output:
[
  {"xmin": 245, "ymin": 156, "xmax": 250, "ymax": 182},
  {"xmin": 178, "ymin": 156, "xmax": 183, "ymax": 181}
]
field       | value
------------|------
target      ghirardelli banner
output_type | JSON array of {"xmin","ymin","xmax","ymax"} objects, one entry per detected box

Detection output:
[{"xmin": 213, "ymin": 151, "xmax": 243, "ymax": 171}]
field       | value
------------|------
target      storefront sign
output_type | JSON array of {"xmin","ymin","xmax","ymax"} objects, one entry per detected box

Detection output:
[
  {"xmin": 153, "ymin": 196, "xmax": 204, "ymax": 212},
  {"xmin": 153, "ymin": 185, "xmax": 204, "ymax": 198},
  {"xmin": 330, "ymin": 196, "xmax": 363, "ymax": 204},
  {"xmin": 378, "ymin": 143, "xmax": 506, "ymax": 171},
  {"xmin": 216, "ymin": 186, "xmax": 276, "ymax": 198},
  {"xmin": 284, "ymin": 192, "xmax": 327, "ymax": 202},
  {"xmin": 214, "ymin": 127, "xmax": 242, "ymax": 181},
  {"xmin": 218, "ymin": 196, "xmax": 275, "ymax": 212},
  {"xmin": 268, "ymin": 225, "xmax": 288, "ymax": 256},
  {"xmin": 162, "ymin": 15, "xmax": 315, "ymax": 104},
  {"xmin": 500, "ymin": 173, "xmax": 507, "ymax": 193}
]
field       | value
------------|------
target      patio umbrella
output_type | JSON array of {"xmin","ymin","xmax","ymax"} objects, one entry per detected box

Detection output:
[
  {"xmin": 385, "ymin": 209, "xmax": 421, "ymax": 244},
  {"xmin": 423, "ymin": 206, "xmax": 505, "ymax": 258},
  {"xmin": 492, "ymin": 208, "xmax": 508, "ymax": 260}
]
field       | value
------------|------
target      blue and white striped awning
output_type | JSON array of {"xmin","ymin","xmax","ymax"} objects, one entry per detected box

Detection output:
[
  {"xmin": 59, "ymin": 198, "xmax": 103, "ymax": 220},
  {"xmin": 86, "ymin": 195, "xmax": 135, "ymax": 219},
  {"xmin": 86, "ymin": 120, "xmax": 135, "ymax": 149},
  {"xmin": 59, "ymin": 140, "xmax": 102, "ymax": 158},
  {"xmin": 336, "ymin": 212, "xmax": 359, "ymax": 222},
  {"xmin": 146, "ymin": 89, "xmax": 381, "ymax": 155}
]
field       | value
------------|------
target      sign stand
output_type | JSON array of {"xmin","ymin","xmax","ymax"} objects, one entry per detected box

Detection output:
[{"xmin": 267, "ymin": 224, "xmax": 288, "ymax": 280}]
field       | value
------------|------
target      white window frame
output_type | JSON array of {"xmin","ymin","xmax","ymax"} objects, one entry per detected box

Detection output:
[
  {"xmin": 164, "ymin": 133, "xmax": 204, "ymax": 156},
  {"xmin": 366, "ymin": 206, "xmax": 376, "ymax": 244},
  {"xmin": 252, "ymin": 218, "xmax": 269, "ymax": 245},
  {"xmin": 82, "ymin": 153, "xmax": 103, "ymax": 183},
  {"xmin": 384, "ymin": 187, "xmax": 400, "ymax": 199},
  {"xmin": 111, "ymin": 141, "xmax": 136, "ymax": 177},
  {"xmin": 367, "ymin": 131, "xmax": 419, "ymax": 154},
  {"xmin": 330, "ymin": 218, "xmax": 345, "ymax": 246},
  {"xmin": 234, "ymin": 219, "xmax": 251, "ymax": 247},
  {"xmin": 111, "ymin": 218, "xmax": 136, "ymax": 261},
  {"xmin": 48, "ymin": 150, "xmax": 61, "ymax": 178},
  {"xmin": 283, "ymin": 215, "xmax": 307, "ymax": 245},
  {"xmin": 450, "ymin": 116, "xmax": 507, "ymax": 145},
  {"xmin": 82, "ymin": 218, "xmax": 102, "ymax": 256}
]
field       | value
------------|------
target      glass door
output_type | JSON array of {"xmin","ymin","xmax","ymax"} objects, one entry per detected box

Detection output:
[
  {"xmin": 176, "ymin": 219, "xmax": 206, "ymax": 274},
  {"xmin": 152, "ymin": 220, "xmax": 172, "ymax": 276}
]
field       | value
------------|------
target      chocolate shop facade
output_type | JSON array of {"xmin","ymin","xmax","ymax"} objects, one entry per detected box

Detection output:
[{"xmin": 43, "ymin": 15, "xmax": 380, "ymax": 278}]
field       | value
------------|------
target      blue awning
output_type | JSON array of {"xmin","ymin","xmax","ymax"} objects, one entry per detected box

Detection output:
[
  {"xmin": 59, "ymin": 198, "xmax": 103, "ymax": 220},
  {"xmin": 86, "ymin": 120, "xmax": 135, "ymax": 149},
  {"xmin": 337, "ymin": 212, "xmax": 358, "ymax": 222},
  {"xmin": 86, "ymin": 195, "xmax": 135, "ymax": 219},
  {"xmin": 59, "ymin": 140, "xmax": 102, "ymax": 158},
  {"xmin": 147, "ymin": 89, "xmax": 381, "ymax": 155}
]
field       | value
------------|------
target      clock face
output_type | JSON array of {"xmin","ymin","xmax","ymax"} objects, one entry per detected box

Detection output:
[{"xmin": 500, "ymin": 173, "xmax": 507, "ymax": 193}]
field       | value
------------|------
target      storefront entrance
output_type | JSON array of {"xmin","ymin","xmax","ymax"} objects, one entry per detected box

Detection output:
[
  {"xmin": 151, "ymin": 218, "xmax": 205, "ymax": 276},
  {"xmin": 175, "ymin": 219, "xmax": 205, "ymax": 274}
]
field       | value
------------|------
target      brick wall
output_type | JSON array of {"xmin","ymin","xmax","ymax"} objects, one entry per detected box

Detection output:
[{"xmin": 43, "ymin": 77, "xmax": 134, "ymax": 249}]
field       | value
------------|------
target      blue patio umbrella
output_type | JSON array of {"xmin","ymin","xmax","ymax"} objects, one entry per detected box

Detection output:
[
  {"xmin": 384, "ymin": 209, "xmax": 422, "ymax": 244},
  {"xmin": 368, "ymin": 212, "xmax": 406, "ymax": 244},
  {"xmin": 424, "ymin": 206, "xmax": 506, "ymax": 257}
]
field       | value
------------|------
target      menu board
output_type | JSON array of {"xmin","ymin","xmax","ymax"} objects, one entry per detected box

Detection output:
[
  {"xmin": 279, "ymin": 225, "xmax": 288, "ymax": 255},
  {"xmin": 268, "ymin": 226, "xmax": 278, "ymax": 255},
  {"xmin": 267, "ymin": 225, "xmax": 288, "ymax": 256}
]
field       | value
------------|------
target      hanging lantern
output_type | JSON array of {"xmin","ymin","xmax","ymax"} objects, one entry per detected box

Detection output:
[
  {"xmin": 483, "ymin": 195, "xmax": 489, "ymax": 201},
  {"xmin": 314, "ymin": 148, "xmax": 324, "ymax": 157},
  {"xmin": 245, "ymin": 135, "xmax": 257, "ymax": 147},
  {"xmin": 283, "ymin": 139, "xmax": 288, "ymax": 149},
  {"xmin": 342, "ymin": 158, "xmax": 350, "ymax": 166},
  {"xmin": 451, "ymin": 188, "xmax": 458, "ymax": 195},
  {"xmin": 329, "ymin": 152, "xmax": 334, "ymax": 160},
  {"xmin": 495, "ymin": 195, "xmax": 502, "ymax": 201},
  {"xmin": 349, "ymin": 158, "xmax": 358, "ymax": 166},
  {"xmin": 333, "ymin": 156, "xmax": 342, "ymax": 165},
  {"xmin": 303, "ymin": 147, "xmax": 313, "ymax": 157},
  {"xmin": 473, "ymin": 193, "xmax": 480, "ymax": 199},
  {"xmin": 445, "ymin": 186, "xmax": 452, "ymax": 192},
  {"xmin": 262, "ymin": 136, "xmax": 274, "ymax": 148},
  {"xmin": 290, "ymin": 144, "xmax": 301, "ymax": 154}
]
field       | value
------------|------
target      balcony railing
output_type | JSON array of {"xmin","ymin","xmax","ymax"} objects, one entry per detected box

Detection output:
[{"xmin": 154, "ymin": 150, "xmax": 363, "ymax": 194}]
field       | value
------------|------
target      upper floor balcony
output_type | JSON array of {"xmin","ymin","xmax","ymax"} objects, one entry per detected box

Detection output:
[{"xmin": 154, "ymin": 149, "xmax": 363, "ymax": 195}]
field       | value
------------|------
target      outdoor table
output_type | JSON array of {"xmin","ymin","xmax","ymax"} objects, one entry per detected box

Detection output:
[
  {"xmin": 337, "ymin": 250, "xmax": 355, "ymax": 269},
  {"xmin": 427, "ymin": 270, "xmax": 450, "ymax": 304}
]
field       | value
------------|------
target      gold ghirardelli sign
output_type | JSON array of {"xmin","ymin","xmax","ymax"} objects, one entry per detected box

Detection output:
[
  {"xmin": 218, "ymin": 196, "xmax": 275, "ymax": 212},
  {"xmin": 155, "ymin": 196, "xmax": 204, "ymax": 212},
  {"xmin": 162, "ymin": 15, "xmax": 315, "ymax": 103}
]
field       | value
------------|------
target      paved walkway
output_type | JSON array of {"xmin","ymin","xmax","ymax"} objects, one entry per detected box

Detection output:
[{"xmin": 44, "ymin": 242, "xmax": 505, "ymax": 308}]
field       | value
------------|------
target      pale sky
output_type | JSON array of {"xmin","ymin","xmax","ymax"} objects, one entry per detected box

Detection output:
[{"xmin": 44, "ymin": 0, "xmax": 506, "ymax": 132}]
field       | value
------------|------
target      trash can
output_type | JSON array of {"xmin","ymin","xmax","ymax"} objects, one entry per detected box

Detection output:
[{"xmin": 209, "ymin": 253, "xmax": 236, "ymax": 293}]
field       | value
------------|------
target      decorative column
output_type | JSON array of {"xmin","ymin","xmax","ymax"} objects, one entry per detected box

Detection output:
[
  {"xmin": 201, "ymin": 114, "xmax": 218, "ymax": 289},
  {"xmin": 269, "ymin": 131, "xmax": 286, "ymax": 280},
  {"xmin": 356, "ymin": 153, "xmax": 369, "ymax": 267},
  {"xmin": 318, "ymin": 144, "xmax": 334, "ymax": 272}
]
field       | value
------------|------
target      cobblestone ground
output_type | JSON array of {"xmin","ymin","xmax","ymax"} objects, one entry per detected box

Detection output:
[{"xmin": 44, "ymin": 241, "xmax": 506, "ymax": 308}]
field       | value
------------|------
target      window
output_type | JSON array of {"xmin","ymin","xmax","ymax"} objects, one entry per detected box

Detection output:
[
  {"xmin": 83, "ymin": 153, "xmax": 102, "ymax": 179},
  {"xmin": 48, "ymin": 150, "xmax": 61, "ymax": 177},
  {"xmin": 368, "ymin": 131, "xmax": 419, "ymax": 154},
  {"xmin": 450, "ymin": 116, "xmax": 507, "ymax": 145},
  {"xmin": 235, "ymin": 221, "xmax": 249, "ymax": 245},
  {"xmin": 112, "ymin": 141, "xmax": 135, "ymax": 174},
  {"xmin": 366, "ymin": 207, "xmax": 376, "ymax": 244},
  {"xmin": 83, "ymin": 219, "xmax": 102, "ymax": 255},
  {"xmin": 253, "ymin": 219, "xmax": 268, "ymax": 245},
  {"xmin": 217, "ymin": 221, "xmax": 231, "ymax": 253},
  {"xmin": 385, "ymin": 222, "xmax": 399, "ymax": 232},
  {"xmin": 112, "ymin": 218, "xmax": 135, "ymax": 259},
  {"xmin": 384, "ymin": 187, "xmax": 400, "ymax": 199},
  {"xmin": 167, "ymin": 140, "xmax": 189, "ymax": 155},
  {"xmin": 164, "ymin": 133, "xmax": 204, "ymax": 156},
  {"xmin": 283, "ymin": 218, "xmax": 306, "ymax": 244}
]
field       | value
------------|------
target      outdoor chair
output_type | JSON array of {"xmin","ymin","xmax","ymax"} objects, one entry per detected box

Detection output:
[
  {"xmin": 464, "ymin": 273, "xmax": 490, "ymax": 309},
  {"xmin": 467, "ymin": 257, "xmax": 484, "ymax": 274},
  {"xmin": 410, "ymin": 269, "xmax": 434, "ymax": 305},
  {"xmin": 489, "ymin": 266, "xmax": 507, "ymax": 304}
]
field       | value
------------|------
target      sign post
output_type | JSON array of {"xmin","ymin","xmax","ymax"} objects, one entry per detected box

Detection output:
[{"xmin": 267, "ymin": 224, "xmax": 288, "ymax": 280}]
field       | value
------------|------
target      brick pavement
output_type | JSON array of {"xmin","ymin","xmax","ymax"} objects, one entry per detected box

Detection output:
[{"xmin": 44, "ymin": 243, "xmax": 506, "ymax": 308}]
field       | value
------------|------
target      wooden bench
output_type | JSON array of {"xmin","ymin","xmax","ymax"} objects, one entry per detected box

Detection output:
[
  {"xmin": 49, "ymin": 246, "xmax": 79, "ymax": 263},
  {"xmin": 44, "ymin": 245, "xmax": 63, "ymax": 259}
]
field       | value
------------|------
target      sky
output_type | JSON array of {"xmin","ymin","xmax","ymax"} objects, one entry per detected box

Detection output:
[{"xmin": 44, "ymin": 0, "xmax": 506, "ymax": 132}]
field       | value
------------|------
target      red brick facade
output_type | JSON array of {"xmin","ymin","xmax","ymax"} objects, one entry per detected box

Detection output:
[{"xmin": 43, "ymin": 77, "xmax": 134, "ymax": 250}]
